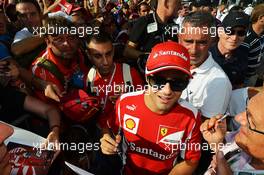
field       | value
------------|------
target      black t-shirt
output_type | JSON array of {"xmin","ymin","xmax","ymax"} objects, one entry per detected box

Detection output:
[
  {"xmin": 210, "ymin": 44, "xmax": 248, "ymax": 87},
  {"xmin": 129, "ymin": 13, "xmax": 178, "ymax": 52},
  {"xmin": 0, "ymin": 85, "xmax": 26, "ymax": 122}
]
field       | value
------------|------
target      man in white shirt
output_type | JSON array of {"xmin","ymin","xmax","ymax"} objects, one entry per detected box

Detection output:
[
  {"xmin": 179, "ymin": 11, "xmax": 232, "ymax": 120},
  {"xmin": 201, "ymin": 89, "xmax": 264, "ymax": 175}
]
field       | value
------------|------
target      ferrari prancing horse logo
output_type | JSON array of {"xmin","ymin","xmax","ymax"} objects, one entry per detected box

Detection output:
[{"xmin": 160, "ymin": 128, "xmax": 168, "ymax": 136}]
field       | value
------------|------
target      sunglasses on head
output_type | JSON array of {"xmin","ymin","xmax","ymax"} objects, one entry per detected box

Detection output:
[
  {"xmin": 147, "ymin": 75, "xmax": 189, "ymax": 92},
  {"xmin": 226, "ymin": 29, "xmax": 246, "ymax": 37}
]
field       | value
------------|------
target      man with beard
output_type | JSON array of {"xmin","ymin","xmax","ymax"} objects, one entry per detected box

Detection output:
[
  {"xmin": 84, "ymin": 31, "xmax": 143, "ymax": 129},
  {"xmin": 100, "ymin": 41, "xmax": 201, "ymax": 175},
  {"xmin": 31, "ymin": 16, "xmax": 89, "ymax": 102},
  {"xmin": 11, "ymin": 0, "xmax": 46, "ymax": 68}
]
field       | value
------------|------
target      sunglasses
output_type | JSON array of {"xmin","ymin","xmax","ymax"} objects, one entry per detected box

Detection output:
[
  {"xmin": 147, "ymin": 76, "xmax": 189, "ymax": 92},
  {"xmin": 226, "ymin": 29, "xmax": 246, "ymax": 37}
]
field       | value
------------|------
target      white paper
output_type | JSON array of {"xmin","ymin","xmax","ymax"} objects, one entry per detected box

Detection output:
[
  {"xmin": 2, "ymin": 121, "xmax": 46, "ymax": 148},
  {"xmin": 65, "ymin": 161, "xmax": 94, "ymax": 175}
]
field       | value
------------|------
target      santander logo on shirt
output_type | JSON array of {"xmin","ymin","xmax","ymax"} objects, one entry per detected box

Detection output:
[{"xmin": 129, "ymin": 142, "xmax": 178, "ymax": 160}]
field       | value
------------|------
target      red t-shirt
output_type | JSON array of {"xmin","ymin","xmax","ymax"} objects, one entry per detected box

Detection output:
[
  {"xmin": 84, "ymin": 63, "xmax": 143, "ymax": 128},
  {"xmin": 111, "ymin": 91, "xmax": 201, "ymax": 175},
  {"xmin": 31, "ymin": 48, "xmax": 88, "ymax": 102}
]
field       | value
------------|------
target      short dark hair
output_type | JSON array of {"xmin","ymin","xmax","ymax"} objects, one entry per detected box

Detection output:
[
  {"xmin": 86, "ymin": 29, "xmax": 113, "ymax": 45},
  {"xmin": 137, "ymin": 2, "xmax": 150, "ymax": 12},
  {"xmin": 229, "ymin": 5, "xmax": 243, "ymax": 12},
  {"xmin": 17, "ymin": 0, "xmax": 41, "ymax": 13},
  {"xmin": 182, "ymin": 11, "xmax": 215, "ymax": 28}
]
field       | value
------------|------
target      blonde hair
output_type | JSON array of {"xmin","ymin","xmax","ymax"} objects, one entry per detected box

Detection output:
[{"xmin": 251, "ymin": 4, "xmax": 264, "ymax": 24}]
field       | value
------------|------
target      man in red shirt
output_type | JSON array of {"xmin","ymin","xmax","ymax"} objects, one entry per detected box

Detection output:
[
  {"xmin": 31, "ymin": 16, "xmax": 89, "ymax": 102},
  {"xmin": 100, "ymin": 41, "xmax": 201, "ymax": 174},
  {"xmin": 84, "ymin": 31, "xmax": 143, "ymax": 128}
]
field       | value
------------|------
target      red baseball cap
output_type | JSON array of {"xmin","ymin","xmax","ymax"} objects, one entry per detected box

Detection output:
[{"xmin": 145, "ymin": 41, "xmax": 192, "ymax": 77}]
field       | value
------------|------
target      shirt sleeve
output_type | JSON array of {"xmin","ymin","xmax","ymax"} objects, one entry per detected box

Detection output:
[
  {"xmin": 31, "ymin": 64, "xmax": 64, "ymax": 102},
  {"xmin": 201, "ymin": 78, "xmax": 232, "ymax": 118}
]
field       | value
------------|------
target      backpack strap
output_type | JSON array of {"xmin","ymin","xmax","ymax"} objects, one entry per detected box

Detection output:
[
  {"xmin": 37, "ymin": 57, "xmax": 65, "ymax": 85},
  {"xmin": 86, "ymin": 66, "xmax": 97, "ymax": 94},
  {"xmin": 85, "ymin": 63, "xmax": 133, "ymax": 95}
]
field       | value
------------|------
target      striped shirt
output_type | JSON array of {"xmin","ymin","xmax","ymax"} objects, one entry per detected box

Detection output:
[{"xmin": 241, "ymin": 26, "xmax": 264, "ymax": 77}]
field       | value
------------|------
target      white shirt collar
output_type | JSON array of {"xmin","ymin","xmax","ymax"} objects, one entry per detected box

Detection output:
[{"xmin": 191, "ymin": 52, "xmax": 215, "ymax": 74}]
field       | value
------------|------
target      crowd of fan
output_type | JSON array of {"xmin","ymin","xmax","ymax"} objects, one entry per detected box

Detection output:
[{"xmin": 0, "ymin": 0, "xmax": 264, "ymax": 174}]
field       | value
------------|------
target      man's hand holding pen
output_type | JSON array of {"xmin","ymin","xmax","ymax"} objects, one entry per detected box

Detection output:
[
  {"xmin": 200, "ymin": 114, "xmax": 228, "ymax": 152},
  {"xmin": 100, "ymin": 121, "xmax": 122, "ymax": 155}
]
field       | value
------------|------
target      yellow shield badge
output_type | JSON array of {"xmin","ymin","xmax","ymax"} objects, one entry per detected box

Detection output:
[{"xmin": 160, "ymin": 128, "xmax": 168, "ymax": 136}]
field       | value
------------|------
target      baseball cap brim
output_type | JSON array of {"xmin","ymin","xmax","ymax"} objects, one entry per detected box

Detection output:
[{"xmin": 145, "ymin": 65, "xmax": 193, "ymax": 78}]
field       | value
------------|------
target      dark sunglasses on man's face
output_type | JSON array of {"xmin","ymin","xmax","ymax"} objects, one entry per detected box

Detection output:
[
  {"xmin": 147, "ymin": 76, "xmax": 189, "ymax": 92},
  {"xmin": 226, "ymin": 29, "xmax": 246, "ymax": 37}
]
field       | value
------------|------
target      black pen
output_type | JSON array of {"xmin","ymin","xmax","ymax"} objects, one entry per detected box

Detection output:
[{"xmin": 107, "ymin": 120, "xmax": 122, "ymax": 154}]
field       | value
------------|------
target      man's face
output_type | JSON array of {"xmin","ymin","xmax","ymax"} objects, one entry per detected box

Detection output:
[
  {"xmin": 0, "ymin": 13, "xmax": 6, "ymax": 35},
  {"xmin": 139, "ymin": 4, "xmax": 150, "ymax": 17},
  {"xmin": 145, "ymin": 70, "xmax": 189, "ymax": 114},
  {"xmin": 235, "ymin": 91, "xmax": 264, "ymax": 160},
  {"xmin": 87, "ymin": 41, "xmax": 114, "ymax": 77},
  {"xmin": 46, "ymin": 34, "xmax": 79, "ymax": 60},
  {"xmin": 16, "ymin": 2, "xmax": 41, "ymax": 30},
  {"xmin": 71, "ymin": 11, "xmax": 85, "ymax": 26},
  {"xmin": 180, "ymin": 4, "xmax": 189, "ymax": 16},
  {"xmin": 218, "ymin": 26, "xmax": 246, "ymax": 51},
  {"xmin": 179, "ymin": 23, "xmax": 212, "ymax": 68},
  {"xmin": 258, "ymin": 16, "xmax": 264, "ymax": 28},
  {"xmin": 0, "ymin": 123, "xmax": 14, "ymax": 175},
  {"xmin": 211, "ymin": 8, "xmax": 217, "ymax": 17}
]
